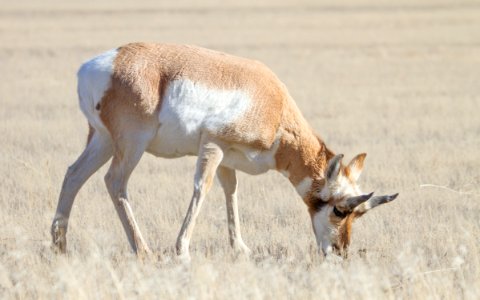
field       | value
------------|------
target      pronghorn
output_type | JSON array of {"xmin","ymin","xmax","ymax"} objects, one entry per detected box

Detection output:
[{"xmin": 51, "ymin": 43, "xmax": 398, "ymax": 259}]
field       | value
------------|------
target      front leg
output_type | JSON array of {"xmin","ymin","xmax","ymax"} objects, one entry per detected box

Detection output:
[
  {"xmin": 217, "ymin": 166, "xmax": 251, "ymax": 256},
  {"xmin": 176, "ymin": 138, "xmax": 224, "ymax": 261}
]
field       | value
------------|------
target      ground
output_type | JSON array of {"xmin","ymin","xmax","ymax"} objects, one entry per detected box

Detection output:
[{"xmin": 0, "ymin": 0, "xmax": 479, "ymax": 298}]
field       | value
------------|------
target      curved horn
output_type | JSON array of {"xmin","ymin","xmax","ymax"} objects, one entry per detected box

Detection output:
[
  {"xmin": 345, "ymin": 192, "xmax": 374, "ymax": 211},
  {"xmin": 370, "ymin": 193, "xmax": 399, "ymax": 206},
  {"xmin": 354, "ymin": 193, "xmax": 399, "ymax": 214}
]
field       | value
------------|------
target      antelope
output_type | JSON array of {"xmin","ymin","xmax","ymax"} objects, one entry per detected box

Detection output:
[{"xmin": 51, "ymin": 43, "xmax": 398, "ymax": 260}]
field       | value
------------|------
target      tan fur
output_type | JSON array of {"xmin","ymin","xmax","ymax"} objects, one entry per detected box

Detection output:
[
  {"xmin": 95, "ymin": 43, "xmax": 344, "ymax": 258},
  {"xmin": 274, "ymin": 98, "xmax": 335, "ymax": 186},
  {"xmin": 52, "ymin": 42, "xmax": 398, "ymax": 259},
  {"xmin": 102, "ymin": 42, "xmax": 336, "ymax": 184},
  {"xmin": 100, "ymin": 43, "xmax": 287, "ymax": 149},
  {"xmin": 344, "ymin": 153, "xmax": 366, "ymax": 182},
  {"xmin": 99, "ymin": 72, "xmax": 158, "ymax": 142}
]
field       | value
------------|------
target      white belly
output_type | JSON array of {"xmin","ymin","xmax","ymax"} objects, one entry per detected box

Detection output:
[
  {"xmin": 147, "ymin": 140, "xmax": 278, "ymax": 175},
  {"xmin": 220, "ymin": 144, "xmax": 278, "ymax": 175}
]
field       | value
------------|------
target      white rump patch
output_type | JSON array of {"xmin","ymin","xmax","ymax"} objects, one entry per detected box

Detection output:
[{"xmin": 77, "ymin": 48, "xmax": 117, "ymax": 131}]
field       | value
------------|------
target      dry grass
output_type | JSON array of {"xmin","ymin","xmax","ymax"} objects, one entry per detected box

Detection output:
[{"xmin": 1, "ymin": 0, "xmax": 479, "ymax": 299}]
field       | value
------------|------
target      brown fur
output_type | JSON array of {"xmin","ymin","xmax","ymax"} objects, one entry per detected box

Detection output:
[
  {"xmin": 99, "ymin": 42, "xmax": 336, "ymax": 189},
  {"xmin": 332, "ymin": 214, "xmax": 354, "ymax": 250},
  {"xmin": 304, "ymin": 178, "xmax": 338, "ymax": 214},
  {"xmin": 344, "ymin": 153, "xmax": 366, "ymax": 182},
  {"xmin": 274, "ymin": 104, "xmax": 335, "ymax": 186},
  {"xmin": 56, "ymin": 43, "xmax": 392, "ymax": 259},
  {"xmin": 99, "ymin": 43, "xmax": 287, "ymax": 149}
]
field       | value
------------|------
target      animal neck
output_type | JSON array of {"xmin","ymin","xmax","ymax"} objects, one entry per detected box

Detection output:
[{"xmin": 274, "ymin": 100, "xmax": 334, "ymax": 195}]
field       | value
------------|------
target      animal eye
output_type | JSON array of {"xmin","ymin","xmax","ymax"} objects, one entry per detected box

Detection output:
[{"xmin": 333, "ymin": 206, "xmax": 348, "ymax": 218}]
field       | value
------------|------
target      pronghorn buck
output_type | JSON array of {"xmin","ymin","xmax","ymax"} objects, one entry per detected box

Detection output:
[{"xmin": 51, "ymin": 43, "xmax": 398, "ymax": 259}]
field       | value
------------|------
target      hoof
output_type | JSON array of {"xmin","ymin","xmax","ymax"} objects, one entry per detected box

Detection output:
[
  {"xmin": 51, "ymin": 224, "xmax": 67, "ymax": 254},
  {"xmin": 233, "ymin": 241, "xmax": 252, "ymax": 257},
  {"xmin": 136, "ymin": 246, "xmax": 153, "ymax": 260},
  {"xmin": 176, "ymin": 252, "xmax": 192, "ymax": 264},
  {"xmin": 324, "ymin": 253, "xmax": 344, "ymax": 264}
]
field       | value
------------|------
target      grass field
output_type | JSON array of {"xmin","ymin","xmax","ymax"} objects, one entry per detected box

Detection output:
[{"xmin": 1, "ymin": 0, "xmax": 479, "ymax": 298}]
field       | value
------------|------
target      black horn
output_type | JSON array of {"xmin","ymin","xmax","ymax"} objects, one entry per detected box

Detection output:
[
  {"xmin": 369, "ymin": 193, "xmax": 399, "ymax": 207},
  {"xmin": 345, "ymin": 192, "xmax": 374, "ymax": 210}
]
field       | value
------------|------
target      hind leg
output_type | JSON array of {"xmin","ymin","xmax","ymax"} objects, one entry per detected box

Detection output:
[
  {"xmin": 51, "ymin": 129, "xmax": 113, "ymax": 253},
  {"xmin": 104, "ymin": 128, "xmax": 155, "ymax": 256}
]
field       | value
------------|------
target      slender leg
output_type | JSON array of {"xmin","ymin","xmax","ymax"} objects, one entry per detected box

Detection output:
[
  {"xmin": 217, "ymin": 166, "xmax": 251, "ymax": 255},
  {"xmin": 104, "ymin": 131, "xmax": 153, "ymax": 256},
  {"xmin": 176, "ymin": 139, "xmax": 224, "ymax": 261},
  {"xmin": 51, "ymin": 131, "xmax": 113, "ymax": 253}
]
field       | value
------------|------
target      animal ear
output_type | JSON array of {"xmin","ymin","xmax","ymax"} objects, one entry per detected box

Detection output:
[
  {"xmin": 325, "ymin": 154, "xmax": 343, "ymax": 182},
  {"xmin": 353, "ymin": 193, "xmax": 399, "ymax": 217},
  {"xmin": 346, "ymin": 153, "xmax": 366, "ymax": 181}
]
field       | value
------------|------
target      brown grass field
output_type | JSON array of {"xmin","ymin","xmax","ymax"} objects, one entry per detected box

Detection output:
[{"xmin": 1, "ymin": 0, "xmax": 479, "ymax": 298}]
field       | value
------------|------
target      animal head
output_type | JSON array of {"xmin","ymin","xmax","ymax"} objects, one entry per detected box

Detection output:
[{"xmin": 306, "ymin": 153, "xmax": 398, "ymax": 257}]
